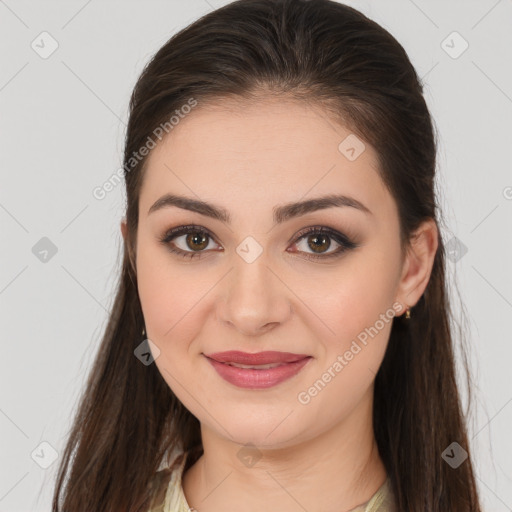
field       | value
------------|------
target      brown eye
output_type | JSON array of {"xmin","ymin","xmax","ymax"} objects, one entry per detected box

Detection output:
[
  {"xmin": 160, "ymin": 224, "xmax": 358, "ymax": 262},
  {"xmin": 290, "ymin": 226, "xmax": 358, "ymax": 261},
  {"xmin": 185, "ymin": 232, "xmax": 209, "ymax": 251},
  {"xmin": 160, "ymin": 225, "xmax": 219, "ymax": 259},
  {"xmin": 305, "ymin": 233, "xmax": 331, "ymax": 253}
]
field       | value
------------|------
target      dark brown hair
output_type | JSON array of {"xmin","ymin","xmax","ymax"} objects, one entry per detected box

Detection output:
[{"xmin": 52, "ymin": 1, "xmax": 481, "ymax": 510}]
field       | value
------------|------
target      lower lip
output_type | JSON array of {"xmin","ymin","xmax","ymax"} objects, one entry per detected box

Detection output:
[{"xmin": 205, "ymin": 356, "xmax": 312, "ymax": 389}]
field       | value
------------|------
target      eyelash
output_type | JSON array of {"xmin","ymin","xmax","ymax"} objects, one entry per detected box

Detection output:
[{"xmin": 159, "ymin": 224, "xmax": 358, "ymax": 262}]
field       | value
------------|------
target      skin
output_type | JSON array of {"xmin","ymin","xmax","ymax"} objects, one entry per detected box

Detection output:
[{"xmin": 121, "ymin": 96, "xmax": 438, "ymax": 512}]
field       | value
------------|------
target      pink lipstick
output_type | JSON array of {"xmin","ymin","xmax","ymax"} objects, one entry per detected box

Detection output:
[{"xmin": 204, "ymin": 350, "xmax": 312, "ymax": 389}]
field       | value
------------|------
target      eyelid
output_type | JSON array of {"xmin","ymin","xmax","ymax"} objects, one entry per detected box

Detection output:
[
  {"xmin": 161, "ymin": 224, "xmax": 218, "ymax": 243},
  {"xmin": 159, "ymin": 223, "xmax": 358, "ymax": 260}
]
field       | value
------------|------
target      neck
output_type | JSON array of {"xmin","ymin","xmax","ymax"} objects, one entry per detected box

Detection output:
[{"xmin": 182, "ymin": 388, "xmax": 387, "ymax": 512}]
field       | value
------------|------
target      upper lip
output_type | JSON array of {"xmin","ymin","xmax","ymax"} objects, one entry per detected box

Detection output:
[{"xmin": 204, "ymin": 351, "xmax": 310, "ymax": 365}]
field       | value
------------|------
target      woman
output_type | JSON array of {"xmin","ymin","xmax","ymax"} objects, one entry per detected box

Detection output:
[{"xmin": 51, "ymin": 1, "xmax": 482, "ymax": 511}]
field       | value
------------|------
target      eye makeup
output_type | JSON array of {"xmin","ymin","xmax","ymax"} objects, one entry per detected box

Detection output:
[{"xmin": 158, "ymin": 223, "xmax": 360, "ymax": 262}]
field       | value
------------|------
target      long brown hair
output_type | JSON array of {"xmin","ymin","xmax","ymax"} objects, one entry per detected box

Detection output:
[{"xmin": 51, "ymin": 1, "xmax": 482, "ymax": 510}]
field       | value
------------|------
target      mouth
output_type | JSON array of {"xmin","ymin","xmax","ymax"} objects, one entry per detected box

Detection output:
[
  {"xmin": 222, "ymin": 361, "xmax": 287, "ymax": 370},
  {"xmin": 203, "ymin": 351, "xmax": 312, "ymax": 389},
  {"xmin": 204, "ymin": 350, "xmax": 311, "ymax": 366}
]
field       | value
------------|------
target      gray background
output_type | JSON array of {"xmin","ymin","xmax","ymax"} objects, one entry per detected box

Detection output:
[{"xmin": 1, "ymin": 0, "xmax": 511, "ymax": 510}]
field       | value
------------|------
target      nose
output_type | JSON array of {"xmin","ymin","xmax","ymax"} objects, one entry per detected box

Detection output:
[{"xmin": 216, "ymin": 259, "xmax": 293, "ymax": 337}]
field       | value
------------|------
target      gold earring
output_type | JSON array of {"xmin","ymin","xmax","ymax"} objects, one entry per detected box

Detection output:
[
  {"xmin": 405, "ymin": 308, "xmax": 411, "ymax": 319},
  {"xmin": 142, "ymin": 325, "xmax": 146, "ymax": 337}
]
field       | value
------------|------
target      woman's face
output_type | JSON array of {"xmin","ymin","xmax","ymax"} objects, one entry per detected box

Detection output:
[{"xmin": 133, "ymin": 97, "xmax": 411, "ymax": 449}]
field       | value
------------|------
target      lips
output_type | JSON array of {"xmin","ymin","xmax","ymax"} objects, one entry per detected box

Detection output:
[
  {"xmin": 204, "ymin": 350, "xmax": 310, "ymax": 366},
  {"xmin": 204, "ymin": 351, "xmax": 312, "ymax": 389}
]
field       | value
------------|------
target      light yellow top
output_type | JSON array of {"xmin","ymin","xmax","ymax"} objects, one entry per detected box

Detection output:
[{"xmin": 148, "ymin": 450, "xmax": 395, "ymax": 512}]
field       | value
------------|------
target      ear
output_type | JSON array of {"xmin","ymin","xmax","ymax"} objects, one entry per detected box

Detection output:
[
  {"xmin": 121, "ymin": 218, "xmax": 128, "ymax": 240},
  {"xmin": 395, "ymin": 218, "xmax": 438, "ymax": 316}
]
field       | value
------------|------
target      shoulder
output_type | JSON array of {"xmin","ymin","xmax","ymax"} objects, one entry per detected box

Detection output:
[
  {"xmin": 147, "ymin": 467, "xmax": 174, "ymax": 512},
  {"xmin": 147, "ymin": 450, "xmax": 189, "ymax": 512},
  {"xmin": 364, "ymin": 477, "xmax": 396, "ymax": 512}
]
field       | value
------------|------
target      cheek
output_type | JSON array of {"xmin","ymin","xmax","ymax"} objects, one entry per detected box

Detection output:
[
  {"xmin": 136, "ymin": 240, "xmax": 200, "ymax": 345},
  {"xmin": 306, "ymin": 248, "xmax": 399, "ymax": 387},
  {"xmin": 296, "ymin": 278, "xmax": 394, "ymax": 422},
  {"xmin": 311, "ymin": 246, "xmax": 399, "ymax": 337},
  {"xmin": 136, "ymin": 246, "xmax": 170, "ymax": 333}
]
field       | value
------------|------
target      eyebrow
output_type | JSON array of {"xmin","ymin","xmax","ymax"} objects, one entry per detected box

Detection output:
[{"xmin": 147, "ymin": 193, "xmax": 372, "ymax": 224}]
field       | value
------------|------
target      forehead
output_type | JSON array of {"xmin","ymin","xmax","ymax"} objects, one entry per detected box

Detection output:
[{"xmin": 139, "ymin": 97, "xmax": 395, "ymax": 224}]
